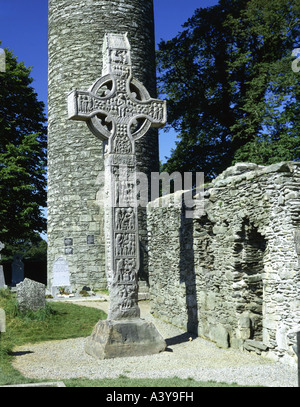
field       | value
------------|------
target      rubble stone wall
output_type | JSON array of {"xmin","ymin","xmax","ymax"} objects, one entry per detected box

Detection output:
[{"xmin": 147, "ymin": 162, "xmax": 300, "ymax": 366}]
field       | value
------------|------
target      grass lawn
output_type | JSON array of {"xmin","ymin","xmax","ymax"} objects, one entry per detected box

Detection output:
[
  {"xmin": 0, "ymin": 288, "xmax": 243, "ymax": 387},
  {"xmin": 0, "ymin": 288, "xmax": 106, "ymax": 386},
  {"xmin": 64, "ymin": 376, "xmax": 242, "ymax": 387}
]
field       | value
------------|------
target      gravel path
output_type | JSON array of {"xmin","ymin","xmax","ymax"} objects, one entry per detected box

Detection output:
[{"xmin": 12, "ymin": 299, "xmax": 298, "ymax": 387}]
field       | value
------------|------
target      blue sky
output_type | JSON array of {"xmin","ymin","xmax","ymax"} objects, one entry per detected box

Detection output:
[{"xmin": 0, "ymin": 0, "xmax": 219, "ymax": 163}]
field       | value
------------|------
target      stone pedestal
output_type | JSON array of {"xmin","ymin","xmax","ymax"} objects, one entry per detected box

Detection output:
[{"xmin": 84, "ymin": 318, "xmax": 166, "ymax": 359}]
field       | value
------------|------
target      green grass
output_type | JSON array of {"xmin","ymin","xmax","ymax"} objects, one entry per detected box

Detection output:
[
  {"xmin": 0, "ymin": 288, "xmax": 106, "ymax": 385},
  {"xmin": 94, "ymin": 288, "xmax": 109, "ymax": 296},
  {"xmin": 0, "ymin": 288, "xmax": 244, "ymax": 387},
  {"xmin": 64, "ymin": 375, "xmax": 242, "ymax": 387}
]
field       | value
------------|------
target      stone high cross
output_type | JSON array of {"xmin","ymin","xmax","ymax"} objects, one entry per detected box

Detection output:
[
  {"xmin": 68, "ymin": 33, "xmax": 166, "ymax": 358},
  {"xmin": 68, "ymin": 33, "xmax": 166, "ymax": 155}
]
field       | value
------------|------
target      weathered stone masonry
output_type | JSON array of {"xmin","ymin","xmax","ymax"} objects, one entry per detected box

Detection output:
[
  {"xmin": 147, "ymin": 162, "xmax": 300, "ymax": 365},
  {"xmin": 47, "ymin": 0, "xmax": 158, "ymax": 291}
]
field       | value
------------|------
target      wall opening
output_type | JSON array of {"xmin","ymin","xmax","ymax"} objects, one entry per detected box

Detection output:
[{"xmin": 235, "ymin": 218, "xmax": 266, "ymax": 342}]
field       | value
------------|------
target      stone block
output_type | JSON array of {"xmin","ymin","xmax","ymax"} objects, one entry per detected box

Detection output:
[
  {"xmin": 16, "ymin": 278, "xmax": 46, "ymax": 312},
  {"xmin": 206, "ymin": 292, "xmax": 216, "ymax": 310},
  {"xmin": 210, "ymin": 324, "xmax": 230, "ymax": 348},
  {"xmin": 243, "ymin": 339, "xmax": 268, "ymax": 353},
  {"xmin": 85, "ymin": 318, "xmax": 166, "ymax": 359},
  {"xmin": 238, "ymin": 313, "xmax": 251, "ymax": 340}
]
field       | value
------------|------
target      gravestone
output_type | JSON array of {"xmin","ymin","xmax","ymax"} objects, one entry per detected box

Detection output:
[
  {"xmin": 11, "ymin": 254, "xmax": 24, "ymax": 286},
  {"xmin": 0, "ymin": 242, "xmax": 6, "ymax": 289},
  {"xmin": 0, "ymin": 308, "xmax": 5, "ymax": 333},
  {"xmin": 0, "ymin": 269, "xmax": 5, "ymax": 289},
  {"xmin": 68, "ymin": 33, "xmax": 166, "ymax": 358},
  {"xmin": 51, "ymin": 257, "xmax": 71, "ymax": 296},
  {"xmin": 16, "ymin": 278, "xmax": 46, "ymax": 312}
]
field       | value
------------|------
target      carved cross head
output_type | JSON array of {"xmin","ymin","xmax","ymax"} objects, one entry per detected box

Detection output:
[{"xmin": 68, "ymin": 33, "xmax": 167, "ymax": 154}]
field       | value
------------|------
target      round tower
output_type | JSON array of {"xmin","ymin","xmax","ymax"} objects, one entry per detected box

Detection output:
[{"xmin": 47, "ymin": 0, "xmax": 158, "ymax": 292}]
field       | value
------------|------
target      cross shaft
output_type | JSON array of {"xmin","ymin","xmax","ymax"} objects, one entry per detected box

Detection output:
[{"xmin": 68, "ymin": 33, "xmax": 166, "ymax": 320}]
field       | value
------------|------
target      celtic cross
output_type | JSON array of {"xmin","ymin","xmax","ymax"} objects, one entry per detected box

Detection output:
[{"xmin": 68, "ymin": 33, "xmax": 166, "ymax": 321}]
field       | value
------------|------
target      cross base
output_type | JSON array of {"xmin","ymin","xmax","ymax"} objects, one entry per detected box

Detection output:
[{"xmin": 84, "ymin": 318, "xmax": 166, "ymax": 359}]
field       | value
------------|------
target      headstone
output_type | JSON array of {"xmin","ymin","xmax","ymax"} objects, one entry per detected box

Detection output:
[
  {"xmin": 51, "ymin": 257, "xmax": 71, "ymax": 296},
  {"xmin": 0, "ymin": 242, "xmax": 6, "ymax": 289},
  {"xmin": 11, "ymin": 254, "xmax": 24, "ymax": 286},
  {"xmin": 0, "ymin": 308, "xmax": 5, "ymax": 333},
  {"xmin": 16, "ymin": 278, "xmax": 46, "ymax": 312},
  {"xmin": 0, "ymin": 269, "xmax": 5, "ymax": 289},
  {"xmin": 68, "ymin": 33, "xmax": 167, "ymax": 359}
]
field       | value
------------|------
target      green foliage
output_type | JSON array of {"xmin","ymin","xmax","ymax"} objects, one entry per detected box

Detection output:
[
  {"xmin": 21, "ymin": 236, "xmax": 47, "ymax": 262},
  {"xmin": 79, "ymin": 289, "xmax": 90, "ymax": 297},
  {"xmin": 2, "ymin": 233, "xmax": 47, "ymax": 263},
  {"xmin": 157, "ymin": 0, "xmax": 300, "ymax": 180},
  {"xmin": 0, "ymin": 44, "xmax": 47, "ymax": 249}
]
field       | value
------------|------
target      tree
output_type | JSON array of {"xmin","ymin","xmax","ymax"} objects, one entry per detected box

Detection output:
[
  {"xmin": 2, "ymin": 234, "xmax": 47, "ymax": 263},
  {"xmin": 157, "ymin": 0, "xmax": 300, "ymax": 180},
  {"xmin": 0, "ymin": 45, "xmax": 47, "ymax": 254}
]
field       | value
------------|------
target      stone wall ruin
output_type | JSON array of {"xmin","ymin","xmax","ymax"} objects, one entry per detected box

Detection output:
[{"xmin": 147, "ymin": 162, "xmax": 300, "ymax": 366}]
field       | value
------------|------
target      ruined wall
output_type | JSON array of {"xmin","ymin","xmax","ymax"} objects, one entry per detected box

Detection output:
[
  {"xmin": 148, "ymin": 162, "xmax": 300, "ymax": 365},
  {"xmin": 48, "ymin": 0, "xmax": 158, "ymax": 290}
]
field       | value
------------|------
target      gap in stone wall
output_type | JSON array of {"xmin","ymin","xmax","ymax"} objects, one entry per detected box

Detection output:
[{"xmin": 235, "ymin": 218, "xmax": 266, "ymax": 342}]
